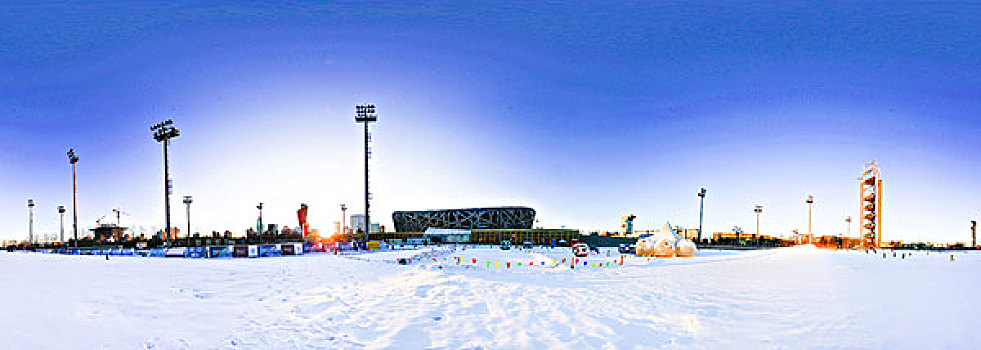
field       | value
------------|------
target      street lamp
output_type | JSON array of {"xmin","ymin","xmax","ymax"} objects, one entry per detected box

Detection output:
[
  {"xmin": 67, "ymin": 148, "xmax": 80, "ymax": 248},
  {"xmin": 256, "ymin": 202, "xmax": 264, "ymax": 243},
  {"xmin": 806, "ymin": 195, "xmax": 814, "ymax": 236},
  {"xmin": 58, "ymin": 205, "xmax": 66, "ymax": 245},
  {"xmin": 845, "ymin": 216, "xmax": 852, "ymax": 237},
  {"xmin": 183, "ymin": 196, "xmax": 193, "ymax": 243},
  {"xmin": 697, "ymin": 187, "xmax": 707, "ymax": 243},
  {"xmin": 355, "ymin": 104, "xmax": 377, "ymax": 242},
  {"xmin": 754, "ymin": 205, "xmax": 763, "ymax": 245},
  {"xmin": 340, "ymin": 204, "xmax": 347, "ymax": 235},
  {"xmin": 27, "ymin": 199, "xmax": 35, "ymax": 245},
  {"xmin": 151, "ymin": 119, "xmax": 180, "ymax": 247}
]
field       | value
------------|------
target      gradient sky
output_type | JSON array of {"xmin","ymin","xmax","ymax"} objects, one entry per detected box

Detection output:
[{"xmin": 2, "ymin": 2, "xmax": 979, "ymax": 243}]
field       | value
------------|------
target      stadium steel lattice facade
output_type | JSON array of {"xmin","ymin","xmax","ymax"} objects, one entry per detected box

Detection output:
[{"xmin": 392, "ymin": 207, "xmax": 536, "ymax": 232}]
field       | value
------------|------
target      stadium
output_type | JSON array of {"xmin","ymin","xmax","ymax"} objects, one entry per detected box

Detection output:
[{"xmin": 391, "ymin": 206, "xmax": 536, "ymax": 232}]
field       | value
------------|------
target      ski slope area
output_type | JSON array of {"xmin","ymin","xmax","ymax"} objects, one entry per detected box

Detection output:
[{"xmin": 1, "ymin": 246, "xmax": 978, "ymax": 349}]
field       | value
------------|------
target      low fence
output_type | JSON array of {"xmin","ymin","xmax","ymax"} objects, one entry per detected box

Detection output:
[
  {"xmin": 22, "ymin": 243, "xmax": 308, "ymax": 259},
  {"xmin": 579, "ymin": 236, "xmax": 637, "ymax": 247},
  {"xmin": 16, "ymin": 241, "xmax": 408, "ymax": 259}
]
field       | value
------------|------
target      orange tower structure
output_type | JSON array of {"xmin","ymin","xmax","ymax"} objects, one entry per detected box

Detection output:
[{"xmin": 859, "ymin": 161, "xmax": 883, "ymax": 248}]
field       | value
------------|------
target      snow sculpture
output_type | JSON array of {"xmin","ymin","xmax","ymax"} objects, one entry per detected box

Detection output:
[
  {"xmin": 635, "ymin": 222, "xmax": 696, "ymax": 258},
  {"xmin": 675, "ymin": 239, "xmax": 697, "ymax": 257}
]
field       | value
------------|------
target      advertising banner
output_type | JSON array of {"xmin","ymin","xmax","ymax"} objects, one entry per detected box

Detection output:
[
  {"xmin": 233, "ymin": 245, "xmax": 250, "ymax": 258},
  {"xmin": 186, "ymin": 247, "xmax": 207, "ymax": 258},
  {"xmin": 209, "ymin": 246, "xmax": 232, "ymax": 258},
  {"xmin": 259, "ymin": 244, "xmax": 281, "ymax": 257},
  {"xmin": 164, "ymin": 247, "xmax": 187, "ymax": 257}
]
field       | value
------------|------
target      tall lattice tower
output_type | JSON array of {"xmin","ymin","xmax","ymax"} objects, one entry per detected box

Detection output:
[{"xmin": 860, "ymin": 161, "xmax": 883, "ymax": 248}]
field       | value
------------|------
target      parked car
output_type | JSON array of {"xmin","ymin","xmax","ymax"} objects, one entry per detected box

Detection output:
[
  {"xmin": 572, "ymin": 242, "xmax": 590, "ymax": 257},
  {"xmin": 618, "ymin": 243, "xmax": 634, "ymax": 254},
  {"xmin": 500, "ymin": 240, "xmax": 512, "ymax": 250},
  {"xmin": 522, "ymin": 241, "xmax": 534, "ymax": 249}
]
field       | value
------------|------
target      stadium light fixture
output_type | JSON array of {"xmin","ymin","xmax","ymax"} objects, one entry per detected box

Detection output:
[
  {"xmin": 257, "ymin": 202, "xmax": 264, "ymax": 243},
  {"xmin": 67, "ymin": 148, "xmax": 79, "ymax": 247},
  {"xmin": 697, "ymin": 188, "xmax": 706, "ymax": 242},
  {"xmin": 183, "ymin": 196, "xmax": 193, "ymax": 242},
  {"xmin": 806, "ymin": 195, "xmax": 814, "ymax": 236},
  {"xmin": 341, "ymin": 203, "xmax": 347, "ymax": 235},
  {"xmin": 58, "ymin": 205, "xmax": 66, "ymax": 245},
  {"xmin": 151, "ymin": 119, "xmax": 180, "ymax": 247},
  {"xmin": 355, "ymin": 104, "xmax": 377, "ymax": 242},
  {"xmin": 27, "ymin": 199, "xmax": 35, "ymax": 245}
]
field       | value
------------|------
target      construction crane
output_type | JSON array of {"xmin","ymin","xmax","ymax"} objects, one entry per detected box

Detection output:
[
  {"xmin": 95, "ymin": 214, "xmax": 107, "ymax": 226},
  {"xmin": 112, "ymin": 208, "xmax": 130, "ymax": 227}
]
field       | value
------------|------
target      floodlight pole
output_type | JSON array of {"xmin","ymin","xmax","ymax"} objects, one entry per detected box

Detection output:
[
  {"xmin": 754, "ymin": 205, "xmax": 763, "ymax": 245},
  {"xmin": 27, "ymin": 199, "xmax": 35, "ymax": 245},
  {"xmin": 806, "ymin": 195, "xmax": 814, "ymax": 236},
  {"xmin": 697, "ymin": 188, "xmax": 706, "ymax": 242},
  {"xmin": 256, "ymin": 202, "xmax": 264, "ymax": 243},
  {"xmin": 68, "ymin": 149, "xmax": 79, "ymax": 248},
  {"xmin": 58, "ymin": 205, "xmax": 66, "ymax": 245},
  {"xmin": 364, "ymin": 121, "xmax": 369, "ymax": 241},
  {"xmin": 341, "ymin": 204, "xmax": 347, "ymax": 235},
  {"xmin": 164, "ymin": 138, "xmax": 172, "ymax": 246},
  {"xmin": 151, "ymin": 120, "xmax": 179, "ymax": 248},
  {"xmin": 355, "ymin": 104, "xmax": 377, "ymax": 243},
  {"xmin": 183, "ymin": 196, "xmax": 193, "ymax": 242}
]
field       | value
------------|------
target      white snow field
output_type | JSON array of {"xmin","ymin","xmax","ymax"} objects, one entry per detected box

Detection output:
[{"xmin": 2, "ymin": 246, "xmax": 979, "ymax": 349}]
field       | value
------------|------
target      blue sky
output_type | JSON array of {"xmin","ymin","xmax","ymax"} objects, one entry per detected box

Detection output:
[{"xmin": 1, "ymin": 2, "xmax": 979, "ymax": 243}]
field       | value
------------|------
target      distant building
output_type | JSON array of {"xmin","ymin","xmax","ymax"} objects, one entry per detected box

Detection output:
[
  {"xmin": 633, "ymin": 223, "xmax": 692, "ymax": 239},
  {"xmin": 350, "ymin": 214, "xmax": 380, "ymax": 234},
  {"xmin": 469, "ymin": 228, "xmax": 579, "ymax": 245},
  {"xmin": 392, "ymin": 206, "xmax": 535, "ymax": 232},
  {"xmin": 423, "ymin": 228, "xmax": 471, "ymax": 243},
  {"xmin": 675, "ymin": 228, "xmax": 700, "ymax": 240},
  {"xmin": 620, "ymin": 215, "xmax": 636, "ymax": 235},
  {"xmin": 90, "ymin": 224, "xmax": 127, "ymax": 242}
]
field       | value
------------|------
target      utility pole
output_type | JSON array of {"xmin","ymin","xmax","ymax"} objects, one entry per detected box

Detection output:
[
  {"xmin": 697, "ymin": 188, "xmax": 706, "ymax": 243},
  {"xmin": 151, "ymin": 120, "xmax": 180, "ymax": 247},
  {"xmin": 355, "ymin": 104, "xmax": 377, "ymax": 242},
  {"xmin": 68, "ymin": 148, "xmax": 79, "ymax": 248}
]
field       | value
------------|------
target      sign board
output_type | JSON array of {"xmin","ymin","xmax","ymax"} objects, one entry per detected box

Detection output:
[
  {"xmin": 186, "ymin": 247, "xmax": 207, "ymax": 258},
  {"xmin": 164, "ymin": 247, "xmax": 187, "ymax": 257},
  {"xmin": 259, "ymin": 245, "xmax": 280, "ymax": 257}
]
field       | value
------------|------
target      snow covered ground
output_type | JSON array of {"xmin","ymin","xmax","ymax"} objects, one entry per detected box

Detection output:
[{"xmin": 2, "ymin": 246, "xmax": 979, "ymax": 349}]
